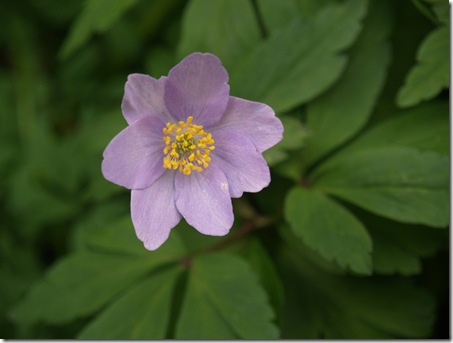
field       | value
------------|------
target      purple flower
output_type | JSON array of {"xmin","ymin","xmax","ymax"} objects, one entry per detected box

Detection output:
[{"xmin": 102, "ymin": 53, "xmax": 283, "ymax": 250}]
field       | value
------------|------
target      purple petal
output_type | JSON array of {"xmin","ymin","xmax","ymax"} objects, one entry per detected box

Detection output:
[
  {"xmin": 212, "ymin": 96, "xmax": 283, "ymax": 152},
  {"xmin": 211, "ymin": 130, "xmax": 271, "ymax": 198},
  {"xmin": 122, "ymin": 74, "xmax": 173, "ymax": 125},
  {"xmin": 175, "ymin": 164, "xmax": 233, "ymax": 236},
  {"xmin": 102, "ymin": 116, "xmax": 166, "ymax": 190},
  {"xmin": 131, "ymin": 171, "xmax": 181, "ymax": 250},
  {"xmin": 164, "ymin": 53, "xmax": 229, "ymax": 127}
]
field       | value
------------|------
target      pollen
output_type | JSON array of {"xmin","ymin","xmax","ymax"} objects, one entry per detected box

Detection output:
[{"xmin": 162, "ymin": 116, "xmax": 215, "ymax": 175}]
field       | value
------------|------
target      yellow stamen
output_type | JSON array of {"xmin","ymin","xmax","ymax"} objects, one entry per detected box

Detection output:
[{"xmin": 162, "ymin": 116, "xmax": 215, "ymax": 175}]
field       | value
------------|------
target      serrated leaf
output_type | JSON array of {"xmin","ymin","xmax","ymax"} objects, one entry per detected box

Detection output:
[
  {"xmin": 357, "ymin": 209, "xmax": 446, "ymax": 275},
  {"xmin": 177, "ymin": 0, "xmax": 261, "ymax": 70},
  {"xmin": 59, "ymin": 0, "xmax": 139, "ymax": 59},
  {"xmin": 78, "ymin": 267, "xmax": 182, "ymax": 339},
  {"xmin": 397, "ymin": 26, "xmax": 448, "ymax": 107},
  {"xmin": 229, "ymin": 0, "xmax": 368, "ymax": 112},
  {"xmin": 10, "ymin": 252, "xmax": 162, "ymax": 325},
  {"xmin": 280, "ymin": 247, "xmax": 435, "ymax": 338},
  {"xmin": 284, "ymin": 187, "xmax": 372, "ymax": 274},
  {"xmin": 371, "ymin": 233, "xmax": 421, "ymax": 276},
  {"xmin": 175, "ymin": 253, "xmax": 279, "ymax": 339},
  {"xmin": 304, "ymin": 0, "xmax": 392, "ymax": 166},
  {"xmin": 312, "ymin": 147, "xmax": 449, "ymax": 227}
]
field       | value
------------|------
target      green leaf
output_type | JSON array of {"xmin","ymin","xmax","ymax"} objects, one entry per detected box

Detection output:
[
  {"xmin": 278, "ymin": 115, "xmax": 308, "ymax": 150},
  {"xmin": 10, "ymin": 252, "xmax": 173, "ymax": 325},
  {"xmin": 177, "ymin": 0, "xmax": 261, "ymax": 70},
  {"xmin": 78, "ymin": 267, "xmax": 182, "ymax": 339},
  {"xmin": 428, "ymin": 0, "xmax": 449, "ymax": 24},
  {"xmin": 279, "ymin": 247, "xmax": 435, "ymax": 338},
  {"xmin": 230, "ymin": 0, "xmax": 368, "ymax": 112},
  {"xmin": 243, "ymin": 239, "xmax": 285, "ymax": 316},
  {"xmin": 304, "ymin": 0, "xmax": 392, "ymax": 166},
  {"xmin": 397, "ymin": 26, "xmax": 448, "ymax": 107},
  {"xmin": 263, "ymin": 115, "xmax": 307, "ymax": 167},
  {"xmin": 278, "ymin": 224, "xmax": 347, "ymax": 275},
  {"xmin": 257, "ymin": 0, "xmax": 333, "ymax": 33},
  {"xmin": 284, "ymin": 187, "xmax": 372, "ymax": 274},
  {"xmin": 371, "ymin": 224, "xmax": 444, "ymax": 276},
  {"xmin": 411, "ymin": 0, "xmax": 439, "ymax": 22},
  {"xmin": 412, "ymin": 0, "xmax": 449, "ymax": 24},
  {"xmin": 175, "ymin": 253, "xmax": 279, "ymax": 339},
  {"xmin": 335, "ymin": 101, "xmax": 449, "ymax": 156},
  {"xmin": 312, "ymin": 148, "xmax": 449, "ymax": 227},
  {"xmin": 372, "ymin": 232, "xmax": 421, "ymax": 276},
  {"xmin": 262, "ymin": 147, "xmax": 289, "ymax": 167},
  {"xmin": 59, "ymin": 0, "xmax": 139, "ymax": 59},
  {"xmin": 356, "ymin": 208, "xmax": 446, "ymax": 276}
]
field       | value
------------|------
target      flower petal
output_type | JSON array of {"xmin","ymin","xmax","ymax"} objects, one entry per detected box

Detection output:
[
  {"xmin": 122, "ymin": 74, "xmax": 173, "ymax": 125},
  {"xmin": 211, "ymin": 130, "xmax": 271, "ymax": 198},
  {"xmin": 175, "ymin": 164, "xmax": 233, "ymax": 236},
  {"xmin": 131, "ymin": 171, "xmax": 181, "ymax": 250},
  {"xmin": 102, "ymin": 116, "xmax": 166, "ymax": 190},
  {"xmin": 212, "ymin": 96, "xmax": 283, "ymax": 152},
  {"xmin": 164, "ymin": 53, "xmax": 229, "ymax": 127}
]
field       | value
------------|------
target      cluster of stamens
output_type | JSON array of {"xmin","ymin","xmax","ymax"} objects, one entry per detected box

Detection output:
[{"xmin": 162, "ymin": 116, "xmax": 215, "ymax": 175}]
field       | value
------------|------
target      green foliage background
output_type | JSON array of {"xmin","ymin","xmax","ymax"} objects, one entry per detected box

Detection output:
[{"xmin": 0, "ymin": 0, "xmax": 449, "ymax": 339}]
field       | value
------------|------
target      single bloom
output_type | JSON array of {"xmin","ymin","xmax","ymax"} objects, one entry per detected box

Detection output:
[{"xmin": 102, "ymin": 52, "xmax": 283, "ymax": 250}]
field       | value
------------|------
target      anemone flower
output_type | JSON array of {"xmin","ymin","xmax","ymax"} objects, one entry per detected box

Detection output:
[{"xmin": 102, "ymin": 52, "xmax": 283, "ymax": 250}]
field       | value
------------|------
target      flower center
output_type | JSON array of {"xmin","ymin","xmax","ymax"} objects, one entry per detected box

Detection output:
[{"xmin": 162, "ymin": 116, "xmax": 215, "ymax": 175}]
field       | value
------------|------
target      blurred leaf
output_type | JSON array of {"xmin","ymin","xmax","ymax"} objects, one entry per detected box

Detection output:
[
  {"xmin": 271, "ymin": 152, "xmax": 304, "ymax": 182},
  {"xmin": 279, "ymin": 247, "xmax": 435, "ymax": 338},
  {"xmin": 243, "ymin": 239, "xmax": 285, "ymax": 317},
  {"xmin": 411, "ymin": 0, "xmax": 438, "ymax": 22},
  {"xmin": 257, "ymin": 0, "xmax": 334, "ymax": 32},
  {"xmin": 175, "ymin": 253, "xmax": 279, "ymax": 339},
  {"xmin": 278, "ymin": 224, "xmax": 347, "ymax": 275},
  {"xmin": 397, "ymin": 26, "xmax": 448, "ymax": 107},
  {"xmin": 230, "ymin": 0, "xmax": 367, "ymax": 112},
  {"xmin": 427, "ymin": 0, "xmax": 449, "ymax": 24},
  {"xmin": 372, "ymin": 233, "xmax": 420, "ymax": 275},
  {"xmin": 412, "ymin": 0, "xmax": 449, "ymax": 24},
  {"xmin": 278, "ymin": 115, "xmax": 308, "ymax": 150},
  {"xmin": 263, "ymin": 148, "xmax": 289, "ymax": 167},
  {"xmin": 264, "ymin": 115, "xmax": 307, "ymax": 167},
  {"xmin": 177, "ymin": 0, "xmax": 261, "ymax": 70},
  {"xmin": 70, "ymin": 201, "xmax": 128, "ymax": 251},
  {"xmin": 145, "ymin": 46, "xmax": 176, "ymax": 78},
  {"xmin": 312, "ymin": 148, "xmax": 449, "ymax": 227},
  {"xmin": 285, "ymin": 187, "xmax": 372, "ymax": 274},
  {"xmin": 370, "ymin": 222, "xmax": 445, "ymax": 276},
  {"xmin": 78, "ymin": 109, "xmax": 127, "ymax": 154},
  {"xmin": 337, "ymin": 101, "xmax": 449, "ymax": 156},
  {"xmin": 29, "ymin": 0, "xmax": 82, "ymax": 25},
  {"xmin": 174, "ymin": 220, "xmax": 225, "ymax": 253},
  {"xmin": 0, "ymin": 230, "xmax": 42, "ymax": 337},
  {"xmin": 78, "ymin": 267, "xmax": 182, "ymax": 339},
  {"xmin": 10, "ymin": 247, "xmax": 182, "ymax": 325},
  {"xmin": 59, "ymin": 0, "xmax": 139, "ymax": 59},
  {"xmin": 304, "ymin": 0, "xmax": 392, "ymax": 166},
  {"xmin": 76, "ymin": 214, "xmax": 187, "ymax": 257}
]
